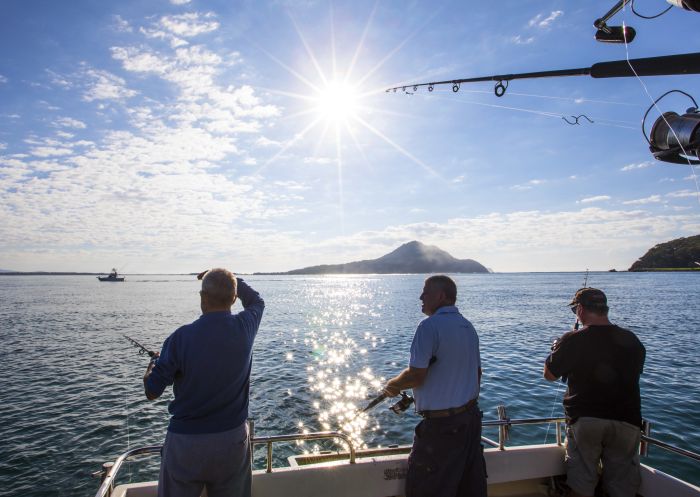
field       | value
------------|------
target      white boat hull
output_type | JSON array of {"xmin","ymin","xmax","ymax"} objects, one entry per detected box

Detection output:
[{"xmin": 107, "ymin": 443, "xmax": 700, "ymax": 497}]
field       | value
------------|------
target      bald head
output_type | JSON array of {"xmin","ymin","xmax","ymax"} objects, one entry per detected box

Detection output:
[{"xmin": 200, "ymin": 268, "xmax": 237, "ymax": 310}]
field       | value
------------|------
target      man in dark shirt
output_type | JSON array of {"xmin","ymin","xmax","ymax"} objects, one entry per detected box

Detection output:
[
  {"xmin": 144, "ymin": 268, "xmax": 264, "ymax": 497},
  {"xmin": 544, "ymin": 288, "xmax": 645, "ymax": 497}
]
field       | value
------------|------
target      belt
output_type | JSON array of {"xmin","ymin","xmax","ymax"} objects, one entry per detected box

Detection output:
[{"xmin": 418, "ymin": 398, "xmax": 477, "ymax": 419}]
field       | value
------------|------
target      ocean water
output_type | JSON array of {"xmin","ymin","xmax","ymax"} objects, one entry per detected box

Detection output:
[{"xmin": 0, "ymin": 272, "xmax": 698, "ymax": 496}]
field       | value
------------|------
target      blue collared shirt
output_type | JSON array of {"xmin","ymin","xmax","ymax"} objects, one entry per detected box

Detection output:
[
  {"xmin": 145, "ymin": 279, "xmax": 264, "ymax": 434},
  {"xmin": 409, "ymin": 305, "xmax": 481, "ymax": 411}
]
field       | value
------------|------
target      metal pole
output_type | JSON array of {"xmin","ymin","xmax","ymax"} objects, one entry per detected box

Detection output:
[
  {"xmin": 266, "ymin": 442, "xmax": 273, "ymax": 473},
  {"xmin": 556, "ymin": 421, "xmax": 563, "ymax": 446},
  {"xmin": 640, "ymin": 419, "xmax": 651, "ymax": 456},
  {"xmin": 248, "ymin": 419, "xmax": 255, "ymax": 469}
]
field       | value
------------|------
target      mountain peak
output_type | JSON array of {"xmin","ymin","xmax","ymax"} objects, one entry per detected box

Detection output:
[{"xmin": 277, "ymin": 241, "xmax": 488, "ymax": 275}]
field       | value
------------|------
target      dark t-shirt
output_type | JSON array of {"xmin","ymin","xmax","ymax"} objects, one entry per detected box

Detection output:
[{"xmin": 545, "ymin": 324, "xmax": 645, "ymax": 427}]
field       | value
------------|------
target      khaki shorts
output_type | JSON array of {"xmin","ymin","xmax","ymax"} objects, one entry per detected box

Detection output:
[{"xmin": 565, "ymin": 417, "xmax": 641, "ymax": 497}]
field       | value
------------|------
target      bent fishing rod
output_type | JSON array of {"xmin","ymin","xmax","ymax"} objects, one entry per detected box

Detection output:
[
  {"xmin": 386, "ymin": 52, "xmax": 700, "ymax": 97},
  {"xmin": 124, "ymin": 335, "xmax": 158, "ymax": 362}
]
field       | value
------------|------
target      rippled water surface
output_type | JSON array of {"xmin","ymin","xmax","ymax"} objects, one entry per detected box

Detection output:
[{"xmin": 1, "ymin": 273, "xmax": 698, "ymax": 496}]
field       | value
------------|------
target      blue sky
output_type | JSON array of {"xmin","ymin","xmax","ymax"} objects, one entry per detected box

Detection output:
[{"xmin": 1, "ymin": 0, "xmax": 699, "ymax": 273}]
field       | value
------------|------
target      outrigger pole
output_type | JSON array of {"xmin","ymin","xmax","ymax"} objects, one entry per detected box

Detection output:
[{"xmin": 386, "ymin": 52, "xmax": 700, "ymax": 97}]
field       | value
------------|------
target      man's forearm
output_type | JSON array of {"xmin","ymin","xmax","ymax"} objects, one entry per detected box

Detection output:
[
  {"xmin": 385, "ymin": 367, "xmax": 427, "ymax": 395},
  {"xmin": 143, "ymin": 362, "xmax": 160, "ymax": 400},
  {"xmin": 236, "ymin": 278, "xmax": 264, "ymax": 310}
]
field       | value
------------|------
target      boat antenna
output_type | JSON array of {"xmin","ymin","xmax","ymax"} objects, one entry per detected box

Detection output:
[{"xmin": 385, "ymin": 52, "xmax": 700, "ymax": 98}]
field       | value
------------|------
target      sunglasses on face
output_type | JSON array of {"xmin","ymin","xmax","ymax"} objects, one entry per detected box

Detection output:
[{"xmin": 570, "ymin": 305, "xmax": 578, "ymax": 314}]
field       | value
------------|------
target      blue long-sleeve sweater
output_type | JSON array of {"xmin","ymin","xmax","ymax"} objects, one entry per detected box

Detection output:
[{"xmin": 145, "ymin": 278, "xmax": 264, "ymax": 434}]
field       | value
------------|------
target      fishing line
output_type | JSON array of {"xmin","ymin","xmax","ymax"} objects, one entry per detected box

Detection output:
[
  {"xmin": 544, "ymin": 270, "xmax": 589, "ymax": 444},
  {"xmin": 123, "ymin": 363, "xmax": 132, "ymax": 482},
  {"xmin": 429, "ymin": 91, "xmax": 638, "ymax": 129},
  {"xmin": 432, "ymin": 86, "xmax": 643, "ymax": 108},
  {"xmin": 619, "ymin": 9, "xmax": 700, "ymax": 204}
]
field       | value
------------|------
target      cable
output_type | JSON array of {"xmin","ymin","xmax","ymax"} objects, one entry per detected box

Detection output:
[{"xmin": 631, "ymin": 0, "xmax": 673, "ymax": 19}]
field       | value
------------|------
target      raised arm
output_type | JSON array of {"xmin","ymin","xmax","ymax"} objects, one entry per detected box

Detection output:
[{"xmin": 235, "ymin": 278, "xmax": 265, "ymax": 332}]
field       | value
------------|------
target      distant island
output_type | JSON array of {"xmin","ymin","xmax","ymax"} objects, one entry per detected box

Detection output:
[
  {"xmin": 262, "ymin": 241, "xmax": 489, "ymax": 275},
  {"xmin": 629, "ymin": 234, "xmax": 700, "ymax": 271}
]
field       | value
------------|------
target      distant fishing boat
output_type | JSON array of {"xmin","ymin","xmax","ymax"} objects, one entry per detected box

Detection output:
[{"xmin": 97, "ymin": 268, "xmax": 124, "ymax": 282}]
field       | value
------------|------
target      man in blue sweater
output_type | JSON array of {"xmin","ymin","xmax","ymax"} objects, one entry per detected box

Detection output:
[{"xmin": 144, "ymin": 268, "xmax": 264, "ymax": 497}]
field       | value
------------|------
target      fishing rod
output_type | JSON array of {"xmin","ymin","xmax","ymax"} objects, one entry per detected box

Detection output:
[
  {"xmin": 124, "ymin": 335, "xmax": 158, "ymax": 362},
  {"xmin": 574, "ymin": 269, "xmax": 590, "ymax": 331},
  {"xmin": 356, "ymin": 391, "xmax": 415, "ymax": 416},
  {"xmin": 385, "ymin": 52, "xmax": 700, "ymax": 98}
]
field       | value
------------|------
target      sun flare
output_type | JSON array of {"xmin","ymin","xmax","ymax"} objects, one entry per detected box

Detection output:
[{"xmin": 314, "ymin": 81, "xmax": 359, "ymax": 122}]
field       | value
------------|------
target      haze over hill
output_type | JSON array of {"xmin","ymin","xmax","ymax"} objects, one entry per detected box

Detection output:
[{"xmin": 272, "ymin": 241, "xmax": 489, "ymax": 275}]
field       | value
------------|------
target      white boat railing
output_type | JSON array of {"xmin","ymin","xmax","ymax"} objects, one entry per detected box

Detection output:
[{"xmin": 92, "ymin": 415, "xmax": 700, "ymax": 497}]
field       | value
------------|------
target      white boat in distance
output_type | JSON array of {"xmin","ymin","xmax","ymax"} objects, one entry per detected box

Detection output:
[
  {"xmin": 97, "ymin": 269, "xmax": 125, "ymax": 282},
  {"xmin": 94, "ymin": 410, "xmax": 700, "ymax": 497}
]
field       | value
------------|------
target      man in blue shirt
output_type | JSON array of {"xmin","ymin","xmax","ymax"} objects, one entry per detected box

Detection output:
[
  {"xmin": 144, "ymin": 268, "xmax": 264, "ymax": 497},
  {"xmin": 384, "ymin": 275, "xmax": 486, "ymax": 497}
]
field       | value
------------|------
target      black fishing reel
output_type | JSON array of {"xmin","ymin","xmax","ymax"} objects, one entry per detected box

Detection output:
[
  {"xmin": 644, "ymin": 90, "xmax": 700, "ymax": 165},
  {"xmin": 390, "ymin": 391, "xmax": 415, "ymax": 414}
]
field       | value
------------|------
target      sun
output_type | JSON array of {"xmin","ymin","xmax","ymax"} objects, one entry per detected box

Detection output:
[{"xmin": 314, "ymin": 80, "xmax": 359, "ymax": 123}]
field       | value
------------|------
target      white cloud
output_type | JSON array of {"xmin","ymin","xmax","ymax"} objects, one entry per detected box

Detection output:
[
  {"xmin": 170, "ymin": 0, "xmax": 192, "ymax": 4},
  {"xmin": 0, "ymin": 74, "xmax": 7, "ymax": 84},
  {"xmin": 29, "ymin": 146, "xmax": 73, "ymax": 158},
  {"xmin": 46, "ymin": 69, "xmax": 73, "ymax": 89},
  {"xmin": 273, "ymin": 180, "xmax": 310, "ymax": 191},
  {"xmin": 511, "ymin": 179, "xmax": 545, "ymax": 191},
  {"xmin": 160, "ymin": 13, "xmax": 219, "ymax": 38},
  {"xmin": 82, "ymin": 68, "xmax": 137, "ymax": 102},
  {"xmin": 256, "ymin": 137, "xmax": 282, "ymax": 148},
  {"xmin": 452, "ymin": 175, "xmax": 465, "ymax": 184},
  {"xmin": 113, "ymin": 15, "xmax": 133, "ymax": 33},
  {"xmin": 684, "ymin": 174, "xmax": 698, "ymax": 181},
  {"xmin": 621, "ymin": 161, "xmax": 653, "ymax": 172},
  {"xmin": 0, "ymin": 142, "xmax": 6, "ymax": 150},
  {"xmin": 579, "ymin": 195, "xmax": 611, "ymax": 203},
  {"xmin": 667, "ymin": 189, "xmax": 699, "ymax": 199},
  {"xmin": 623, "ymin": 195, "xmax": 662, "ymax": 205},
  {"xmin": 511, "ymin": 35, "xmax": 534, "ymax": 45},
  {"xmin": 529, "ymin": 11, "xmax": 563, "ymax": 28},
  {"xmin": 54, "ymin": 117, "xmax": 87, "ymax": 129},
  {"xmin": 293, "ymin": 207, "xmax": 700, "ymax": 273},
  {"xmin": 303, "ymin": 156, "xmax": 334, "ymax": 165}
]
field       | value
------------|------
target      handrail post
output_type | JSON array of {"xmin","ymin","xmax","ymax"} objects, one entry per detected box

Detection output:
[
  {"xmin": 497, "ymin": 405, "xmax": 510, "ymax": 450},
  {"xmin": 555, "ymin": 420, "xmax": 563, "ymax": 446},
  {"xmin": 266, "ymin": 442, "xmax": 273, "ymax": 473},
  {"xmin": 248, "ymin": 419, "xmax": 255, "ymax": 469},
  {"xmin": 640, "ymin": 419, "xmax": 651, "ymax": 456}
]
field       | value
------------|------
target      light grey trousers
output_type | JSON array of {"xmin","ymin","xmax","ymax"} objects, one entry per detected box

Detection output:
[
  {"xmin": 158, "ymin": 422, "xmax": 251, "ymax": 497},
  {"xmin": 565, "ymin": 417, "xmax": 641, "ymax": 497}
]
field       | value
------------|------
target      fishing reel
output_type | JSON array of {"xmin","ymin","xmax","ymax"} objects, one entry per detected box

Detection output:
[
  {"xmin": 644, "ymin": 90, "xmax": 700, "ymax": 165},
  {"xmin": 390, "ymin": 391, "xmax": 415, "ymax": 414}
]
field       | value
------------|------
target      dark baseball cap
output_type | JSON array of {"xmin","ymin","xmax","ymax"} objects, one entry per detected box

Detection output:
[{"xmin": 568, "ymin": 287, "xmax": 608, "ymax": 308}]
